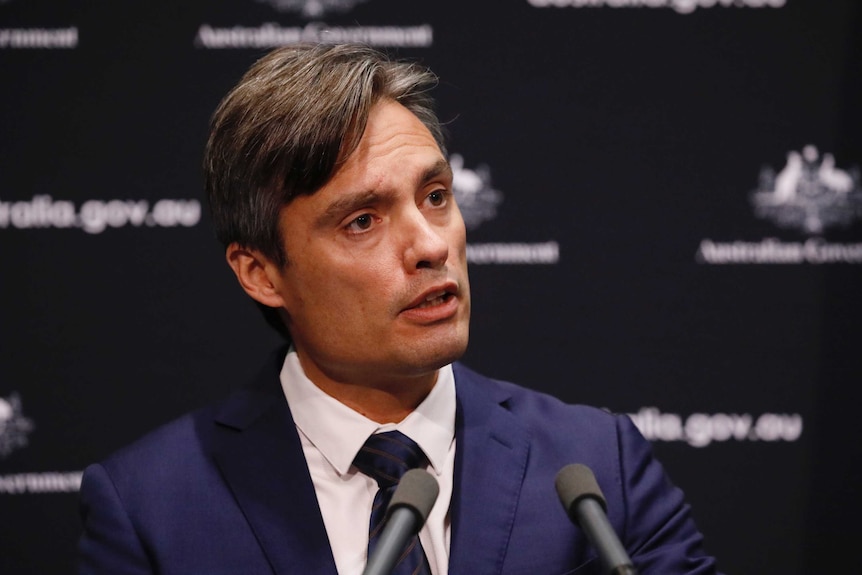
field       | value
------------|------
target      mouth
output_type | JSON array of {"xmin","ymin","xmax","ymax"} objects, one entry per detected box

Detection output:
[
  {"xmin": 414, "ymin": 290, "xmax": 454, "ymax": 309},
  {"xmin": 400, "ymin": 282, "xmax": 461, "ymax": 322},
  {"xmin": 406, "ymin": 282, "xmax": 458, "ymax": 310}
]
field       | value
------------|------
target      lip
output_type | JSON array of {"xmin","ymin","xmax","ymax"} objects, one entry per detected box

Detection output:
[{"xmin": 400, "ymin": 281, "xmax": 460, "ymax": 323}]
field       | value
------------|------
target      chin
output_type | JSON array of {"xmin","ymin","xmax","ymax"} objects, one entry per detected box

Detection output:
[{"xmin": 408, "ymin": 330, "xmax": 469, "ymax": 372}]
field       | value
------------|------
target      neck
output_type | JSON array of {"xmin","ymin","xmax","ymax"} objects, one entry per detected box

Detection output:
[{"xmin": 295, "ymin": 353, "xmax": 439, "ymax": 424}]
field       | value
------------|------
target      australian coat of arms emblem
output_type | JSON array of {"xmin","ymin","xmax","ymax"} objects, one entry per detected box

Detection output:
[{"xmin": 751, "ymin": 145, "xmax": 862, "ymax": 234}]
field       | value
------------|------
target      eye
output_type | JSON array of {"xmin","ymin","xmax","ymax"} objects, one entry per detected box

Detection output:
[
  {"xmin": 346, "ymin": 213, "xmax": 376, "ymax": 234},
  {"xmin": 426, "ymin": 189, "xmax": 447, "ymax": 207}
]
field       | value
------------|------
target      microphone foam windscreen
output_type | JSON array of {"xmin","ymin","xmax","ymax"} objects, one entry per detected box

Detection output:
[
  {"xmin": 389, "ymin": 469, "xmax": 440, "ymax": 525},
  {"xmin": 555, "ymin": 463, "xmax": 608, "ymax": 517}
]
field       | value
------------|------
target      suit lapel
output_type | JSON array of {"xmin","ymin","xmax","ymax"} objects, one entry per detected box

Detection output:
[
  {"xmin": 207, "ymin": 356, "xmax": 531, "ymax": 575},
  {"xmin": 211, "ymin": 354, "xmax": 338, "ymax": 575},
  {"xmin": 449, "ymin": 364, "xmax": 531, "ymax": 575}
]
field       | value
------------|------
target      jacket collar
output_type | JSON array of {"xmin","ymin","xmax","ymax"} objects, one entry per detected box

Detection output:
[
  {"xmin": 211, "ymin": 348, "xmax": 339, "ymax": 575},
  {"xmin": 449, "ymin": 363, "xmax": 531, "ymax": 575},
  {"xmin": 209, "ymin": 351, "xmax": 531, "ymax": 575}
]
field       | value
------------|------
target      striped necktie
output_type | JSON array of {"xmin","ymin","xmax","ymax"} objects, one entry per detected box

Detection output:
[{"xmin": 353, "ymin": 430, "xmax": 432, "ymax": 575}]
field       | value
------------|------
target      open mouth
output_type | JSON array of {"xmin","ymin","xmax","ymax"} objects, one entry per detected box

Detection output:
[{"xmin": 415, "ymin": 291, "xmax": 453, "ymax": 309}]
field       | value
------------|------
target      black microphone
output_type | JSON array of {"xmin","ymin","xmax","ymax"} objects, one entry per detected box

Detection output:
[
  {"xmin": 362, "ymin": 468, "xmax": 440, "ymax": 575},
  {"xmin": 555, "ymin": 463, "xmax": 638, "ymax": 575}
]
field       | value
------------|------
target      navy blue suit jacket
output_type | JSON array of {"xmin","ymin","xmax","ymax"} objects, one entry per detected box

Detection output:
[{"xmin": 78, "ymin": 352, "xmax": 719, "ymax": 574}]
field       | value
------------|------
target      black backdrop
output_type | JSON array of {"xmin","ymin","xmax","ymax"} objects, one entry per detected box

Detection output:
[{"xmin": 2, "ymin": 1, "xmax": 861, "ymax": 573}]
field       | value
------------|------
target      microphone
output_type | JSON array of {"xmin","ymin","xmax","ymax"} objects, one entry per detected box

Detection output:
[
  {"xmin": 555, "ymin": 463, "xmax": 638, "ymax": 575},
  {"xmin": 362, "ymin": 468, "xmax": 440, "ymax": 575}
]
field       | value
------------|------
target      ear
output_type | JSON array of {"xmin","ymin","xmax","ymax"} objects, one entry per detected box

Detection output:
[{"xmin": 225, "ymin": 243, "xmax": 286, "ymax": 309}]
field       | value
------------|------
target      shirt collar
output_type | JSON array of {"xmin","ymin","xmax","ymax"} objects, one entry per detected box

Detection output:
[{"xmin": 280, "ymin": 349, "xmax": 456, "ymax": 478}]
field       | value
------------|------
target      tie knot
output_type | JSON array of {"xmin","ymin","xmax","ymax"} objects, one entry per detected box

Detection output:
[{"xmin": 353, "ymin": 430, "xmax": 428, "ymax": 489}]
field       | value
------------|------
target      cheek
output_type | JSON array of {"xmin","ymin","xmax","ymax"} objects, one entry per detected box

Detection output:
[
  {"xmin": 449, "ymin": 221, "xmax": 468, "ymax": 262},
  {"xmin": 302, "ymin": 257, "xmax": 397, "ymax": 311},
  {"xmin": 450, "ymin": 210, "xmax": 467, "ymax": 244}
]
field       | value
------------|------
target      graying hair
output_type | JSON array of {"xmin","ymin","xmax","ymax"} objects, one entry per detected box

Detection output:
[
  {"xmin": 204, "ymin": 43, "xmax": 446, "ymax": 268},
  {"xmin": 203, "ymin": 43, "xmax": 445, "ymax": 338}
]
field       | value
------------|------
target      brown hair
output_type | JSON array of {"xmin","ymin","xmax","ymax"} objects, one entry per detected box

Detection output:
[
  {"xmin": 203, "ymin": 43, "xmax": 446, "ymax": 336},
  {"xmin": 204, "ymin": 43, "xmax": 445, "ymax": 266}
]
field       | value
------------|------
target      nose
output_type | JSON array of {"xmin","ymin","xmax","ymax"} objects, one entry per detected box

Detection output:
[{"xmin": 402, "ymin": 208, "xmax": 449, "ymax": 271}]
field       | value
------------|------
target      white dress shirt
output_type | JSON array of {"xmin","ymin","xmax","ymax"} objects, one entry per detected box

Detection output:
[{"xmin": 280, "ymin": 350, "xmax": 456, "ymax": 575}]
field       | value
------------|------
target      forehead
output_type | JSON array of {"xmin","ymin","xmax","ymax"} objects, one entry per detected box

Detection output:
[
  {"xmin": 281, "ymin": 100, "xmax": 450, "ymax": 227},
  {"xmin": 339, "ymin": 100, "xmax": 446, "ymax": 179}
]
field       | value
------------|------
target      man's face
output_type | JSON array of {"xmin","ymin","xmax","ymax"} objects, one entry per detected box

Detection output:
[{"xmin": 272, "ymin": 100, "xmax": 470, "ymax": 389}]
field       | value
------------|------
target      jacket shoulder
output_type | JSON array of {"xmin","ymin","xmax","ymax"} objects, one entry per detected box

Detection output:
[
  {"xmin": 453, "ymin": 362, "xmax": 624, "ymax": 434},
  {"xmin": 91, "ymin": 403, "xmax": 218, "ymax": 495}
]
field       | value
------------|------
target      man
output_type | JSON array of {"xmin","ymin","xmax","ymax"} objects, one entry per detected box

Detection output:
[{"xmin": 78, "ymin": 43, "xmax": 720, "ymax": 574}]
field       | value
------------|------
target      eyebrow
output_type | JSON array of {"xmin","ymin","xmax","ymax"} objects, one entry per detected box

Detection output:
[
  {"xmin": 316, "ymin": 158, "xmax": 452, "ymax": 227},
  {"xmin": 421, "ymin": 158, "xmax": 453, "ymax": 184},
  {"xmin": 317, "ymin": 189, "xmax": 389, "ymax": 228}
]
